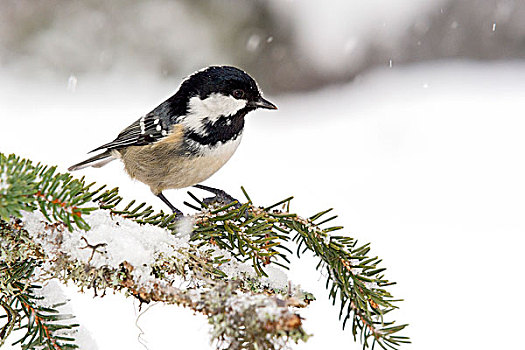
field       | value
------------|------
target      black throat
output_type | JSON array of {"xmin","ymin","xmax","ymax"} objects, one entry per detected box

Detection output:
[{"xmin": 185, "ymin": 110, "xmax": 247, "ymax": 147}]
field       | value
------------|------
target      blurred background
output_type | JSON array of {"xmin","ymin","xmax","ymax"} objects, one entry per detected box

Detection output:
[
  {"xmin": 2, "ymin": 0, "xmax": 525, "ymax": 92},
  {"xmin": 2, "ymin": 1, "xmax": 525, "ymax": 350}
]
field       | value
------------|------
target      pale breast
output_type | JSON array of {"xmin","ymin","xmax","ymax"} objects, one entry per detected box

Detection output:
[
  {"xmin": 120, "ymin": 133, "xmax": 243, "ymax": 194},
  {"xmin": 163, "ymin": 135, "xmax": 243, "ymax": 189}
]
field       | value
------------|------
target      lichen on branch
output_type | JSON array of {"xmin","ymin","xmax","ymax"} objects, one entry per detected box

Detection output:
[{"xmin": 0, "ymin": 153, "xmax": 409, "ymax": 350}]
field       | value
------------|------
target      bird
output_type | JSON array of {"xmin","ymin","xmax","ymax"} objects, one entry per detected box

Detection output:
[{"xmin": 68, "ymin": 66, "xmax": 277, "ymax": 215}]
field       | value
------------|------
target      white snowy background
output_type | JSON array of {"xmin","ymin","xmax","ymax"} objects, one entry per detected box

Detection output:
[{"xmin": 1, "ymin": 1, "xmax": 525, "ymax": 349}]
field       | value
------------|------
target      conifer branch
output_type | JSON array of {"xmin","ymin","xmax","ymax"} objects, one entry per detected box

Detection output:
[
  {"xmin": 187, "ymin": 194, "xmax": 410, "ymax": 349},
  {"xmin": 0, "ymin": 259, "xmax": 79, "ymax": 350},
  {"xmin": 0, "ymin": 152, "xmax": 409, "ymax": 349}
]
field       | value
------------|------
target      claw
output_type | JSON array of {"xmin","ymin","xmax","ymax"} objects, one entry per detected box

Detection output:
[{"xmin": 193, "ymin": 185, "xmax": 241, "ymax": 209}]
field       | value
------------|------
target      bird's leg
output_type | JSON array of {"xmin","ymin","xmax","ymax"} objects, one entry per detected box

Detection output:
[
  {"xmin": 157, "ymin": 192, "xmax": 184, "ymax": 217},
  {"xmin": 193, "ymin": 184, "xmax": 241, "ymax": 208}
]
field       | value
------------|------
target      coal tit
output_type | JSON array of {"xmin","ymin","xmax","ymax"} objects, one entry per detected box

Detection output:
[{"xmin": 68, "ymin": 66, "xmax": 277, "ymax": 215}]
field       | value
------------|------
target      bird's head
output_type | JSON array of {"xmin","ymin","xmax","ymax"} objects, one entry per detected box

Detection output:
[{"xmin": 174, "ymin": 66, "xmax": 277, "ymax": 136}]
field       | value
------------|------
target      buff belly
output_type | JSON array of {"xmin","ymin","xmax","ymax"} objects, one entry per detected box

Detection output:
[{"xmin": 116, "ymin": 135, "xmax": 242, "ymax": 194}]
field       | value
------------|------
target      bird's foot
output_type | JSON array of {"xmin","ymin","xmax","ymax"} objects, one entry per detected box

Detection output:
[
  {"xmin": 193, "ymin": 184, "xmax": 241, "ymax": 209},
  {"xmin": 171, "ymin": 207, "xmax": 184, "ymax": 218},
  {"xmin": 157, "ymin": 192, "xmax": 184, "ymax": 218}
]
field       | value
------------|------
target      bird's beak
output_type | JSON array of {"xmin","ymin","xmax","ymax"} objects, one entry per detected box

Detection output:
[{"xmin": 254, "ymin": 97, "xmax": 278, "ymax": 110}]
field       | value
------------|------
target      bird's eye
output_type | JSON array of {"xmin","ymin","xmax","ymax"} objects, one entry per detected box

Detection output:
[{"xmin": 232, "ymin": 89, "xmax": 245, "ymax": 99}]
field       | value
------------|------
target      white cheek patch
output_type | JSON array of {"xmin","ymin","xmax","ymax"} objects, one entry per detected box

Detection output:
[{"xmin": 184, "ymin": 93, "xmax": 247, "ymax": 134}]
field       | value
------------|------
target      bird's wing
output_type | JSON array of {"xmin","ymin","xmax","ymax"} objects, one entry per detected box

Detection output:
[{"xmin": 90, "ymin": 114, "xmax": 172, "ymax": 152}]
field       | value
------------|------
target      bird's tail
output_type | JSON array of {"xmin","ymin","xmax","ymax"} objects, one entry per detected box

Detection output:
[{"xmin": 68, "ymin": 150, "xmax": 116, "ymax": 171}]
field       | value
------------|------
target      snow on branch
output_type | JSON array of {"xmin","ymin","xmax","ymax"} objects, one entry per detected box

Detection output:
[{"xmin": 0, "ymin": 153, "xmax": 409, "ymax": 350}]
